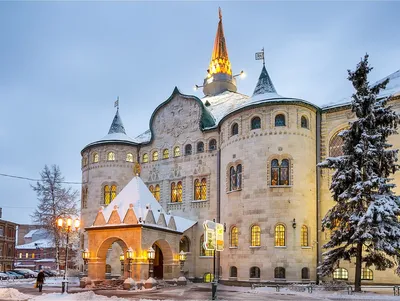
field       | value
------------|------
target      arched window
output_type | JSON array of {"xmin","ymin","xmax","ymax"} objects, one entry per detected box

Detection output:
[
  {"xmin": 236, "ymin": 164, "xmax": 242, "ymax": 189},
  {"xmin": 274, "ymin": 267, "xmax": 285, "ymax": 279},
  {"xmin": 209, "ymin": 139, "xmax": 217, "ymax": 151},
  {"xmin": 361, "ymin": 268, "xmax": 373, "ymax": 280},
  {"xmin": 185, "ymin": 144, "xmax": 192, "ymax": 155},
  {"xmin": 126, "ymin": 153, "xmax": 133, "ymax": 162},
  {"xmin": 197, "ymin": 142, "xmax": 204, "ymax": 153},
  {"xmin": 82, "ymin": 156, "xmax": 88, "ymax": 167},
  {"xmin": 329, "ymin": 131, "xmax": 345, "ymax": 157},
  {"xmin": 180, "ymin": 236, "xmax": 190, "ymax": 252},
  {"xmin": 163, "ymin": 149, "xmax": 169, "ymax": 159},
  {"xmin": 301, "ymin": 267, "xmax": 310, "ymax": 279},
  {"xmin": 174, "ymin": 146, "xmax": 181, "ymax": 157},
  {"xmin": 333, "ymin": 268, "xmax": 348, "ymax": 280},
  {"xmin": 275, "ymin": 114, "xmax": 286, "ymax": 126},
  {"xmin": 230, "ymin": 227, "xmax": 238, "ymax": 247},
  {"xmin": 301, "ymin": 225, "xmax": 309, "ymax": 247},
  {"xmin": 111, "ymin": 185, "xmax": 117, "ymax": 200},
  {"xmin": 107, "ymin": 152, "xmax": 115, "ymax": 161},
  {"xmin": 301, "ymin": 116, "xmax": 308, "ymax": 129},
  {"xmin": 201, "ymin": 178, "xmax": 207, "ymax": 200},
  {"xmin": 142, "ymin": 153, "xmax": 149, "ymax": 163},
  {"xmin": 250, "ymin": 266, "xmax": 260, "ymax": 278},
  {"xmin": 93, "ymin": 153, "xmax": 99, "ymax": 163},
  {"xmin": 275, "ymin": 224, "xmax": 285, "ymax": 246},
  {"xmin": 200, "ymin": 234, "xmax": 214, "ymax": 256},
  {"xmin": 152, "ymin": 151, "xmax": 158, "ymax": 161},
  {"xmin": 103, "ymin": 185, "xmax": 116, "ymax": 205},
  {"xmin": 154, "ymin": 184, "xmax": 160, "ymax": 201},
  {"xmin": 231, "ymin": 123, "xmax": 239, "ymax": 136},
  {"xmin": 149, "ymin": 185, "xmax": 154, "ymax": 194},
  {"xmin": 171, "ymin": 182, "xmax": 176, "ymax": 202},
  {"xmin": 203, "ymin": 273, "xmax": 214, "ymax": 283},
  {"xmin": 251, "ymin": 117, "xmax": 261, "ymax": 130},
  {"xmin": 177, "ymin": 181, "xmax": 183, "ymax": 202},
  {"xmin": 230, "ymin": 266, "xmax": 238, "ymax": 278},
  {"xmin": 271, "ymin": 159, "xmax": 290, "ymax": 186},
  {"xmin": 229, "ymin": 166, "xmax": 236, "ymax": 191},
  {"xmin": 194, "ymin": 179, "xmax": 201, "ymax": 200},
  {"xmin": 251, "ymin": 225, "xmax": 261, "ymax": 247}
]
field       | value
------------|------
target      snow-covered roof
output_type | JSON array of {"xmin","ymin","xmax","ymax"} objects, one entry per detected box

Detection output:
[
  {"xmin": 24, "ymin": 228, "xmax": 47, "ymax": 239},
  {"xmin": 135, "ymin": 129, "xmax": 152, "ymax": 144},
  {"xmin": 16, "ymin": 238, "xmax": 55, "ymax": 250},
  {"xmin": 91, "ymin": 175, "xmax": 197, "ymax": 233},
  {"xmin": 323, "ymin": 69, "xmax": 400, "ymax": 110}
]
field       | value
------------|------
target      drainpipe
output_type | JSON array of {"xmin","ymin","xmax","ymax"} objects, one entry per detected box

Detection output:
[
  {"xmin": 316, "ymin": 110, "xmax": 321, "ymax": 284},
  {"xmin": 216, "ymin": 133, "xmax": 222, "ymax": 281}
]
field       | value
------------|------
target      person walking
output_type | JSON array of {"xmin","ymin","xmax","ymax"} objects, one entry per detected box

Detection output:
[{"xmin": 36, "ymin": 270, "xmax": 45, "ymax": 292}]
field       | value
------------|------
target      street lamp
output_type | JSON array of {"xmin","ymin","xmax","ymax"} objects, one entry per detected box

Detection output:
[
  {"xmin": 178, "ymin": 250, "xmax": 187, "ymax": 284},
  {"xmin": 82, "ymin": 249, "xmax": 89, "ymax": 275},
  {"xmin": 147, "ymin": 246, "xmax": 155, "ymax": 278},
  {"xmin": 57, "ymin": 217, "xmax": 80, "ymax": 293},
  {"xmin": 119, "ymin": 252, "xmax": 124, "ymax": 277},
  {"xmin": 126, "ymin": 247, "xmax": 134, "ymax": 278}
]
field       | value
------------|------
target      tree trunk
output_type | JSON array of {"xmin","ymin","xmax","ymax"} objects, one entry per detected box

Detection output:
[{"xmin": 354, "ymin": 242, "xmax": 363, "ymax": 292}]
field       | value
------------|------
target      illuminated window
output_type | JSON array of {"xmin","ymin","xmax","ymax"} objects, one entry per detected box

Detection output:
[
  {"xmin": 142, "ymin": 153, "xmax": 149, "ymax": 163},
  {"xmin": 231, "ymin": 123, "xmax": 239, "ymax": 136},
  {"xmin": 230, "ymin": 226, "xmax": 238, "ymax": 247},
  {"xmin": 197, "ymin": 142, "xmax": 204, "ymax": 153},
  {"xmin": 171, "ymin": 182, "xmax": 176, "ymax": 202},
  {"xmin": 177, "ymin": 181, "xmax": 183, "ymax": 202},
  {"xmin": 361, "ymin": 268, "xmax": 373, "ymax": 280},
  {"xmin": 275, "ymin": 114, "xmax": 286, "ymax": 126},
  {"xmin": 230, "ymin": 266, "xmax": 237, "ymax": 277},
  {"xmin": 271, "ymin": 159, "xmax": 290, "ymax": 186},
  {"xmin": 126, "ymin": 153, "xmax": 133, "ymax": 162},
  {"xmin": 209, "ymin": 139, "xmax": 217, "ymax": 151},
  {"xmin": 251, "ymin": 117, "xmax": 261, "ymax": 129},
  {"xmin": 180, "ymin": 236, "xmax": 190, "ymax": 252},
  {"xmin": 111, "ymin": 185, "xmax": 116, "ymax": 200},
  {"xmin": 25, "ymin": 253, "xmax": 28, "ymax": 259},
  {"xmin": 301, "ymin": 225, "xmax": 309, "ymax": 247},
  {"xmin": 251, "ymin": 225, "xmax": 261, "ymax": 247},
  {"xmin": 200, "ymin": 234, "xmax": 214, "ymax": 256},
  {"xmin": 194, "ymin": 179, "xmax": 201, "ymax": 200},
  {"xmin": 149, "ymin": 185, "xmax": 154, "ymax": 195},
  {"xmin": 185, "ymin": 144, "xmax": 192, "ymax": 155},
  {"xmin": 250, "ymin": 266, "xmax": 260, "ymax": 278},
  {"xmin": 152, "ymin": 151, "xmax": 159, "ymax": 161},
  {"xmin": 200, "ymin": 178, "xmax": 207, "ymax": 200},
  {"xmin": 103, "ymin": 185, "xmax": 117, "ymax": 205},
  {"xmin": 333, "ymin": 268, "xmax": 348, "ymax": 280},
  {"xmin": 274, "ymin": 267, "xmax": 285, "ymax": 279},
  {"xmin": 19, "ymin": 253, "xmax": 22, "ymax": 259},
  {"xmin": 163, "ymin": 149, "xmax": 169, "ymax": 159},
  {"xmin": 93, "ymin": 153, "xmax": 99, "ymax": 163},
  {"xmin": 171, "ymin": 182, "xmax": 183, "ymax": 202},
  {"xmin": 107, "ymin": 152, "xmax": 115, "ymax": 161},
  {"xmin": 154, "ymin": 184, "xmax": 160, "ymax": 201},
  {"xmin": 301, "ymin": 267, "xmax": 310, "ymax": 279},
  {"xmin": 275, "ymin": 224, "xmax": 285, "ymax": 246},
  {"xmin": 204, "ymin": 273, "xmax": 214, "ymax": 283},
  {"xmin": 329, "ymin": 131, "xmax": 345, "ymax": 157},
  {"xmin": 174, "ymin": 146, "xmax": 180, "ymax": 157},
  {"xmin": 301, "ymin": 116, "xmax": 308, "ymax": 129},
  {"xmin": 32, "ymin": 253, "xmax": 35, "ymax": 259}
]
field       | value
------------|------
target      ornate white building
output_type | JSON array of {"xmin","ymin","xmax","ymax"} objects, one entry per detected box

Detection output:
[{"xmin": 80, "ymin": 10, "xmax": 400, "ymax": 284}]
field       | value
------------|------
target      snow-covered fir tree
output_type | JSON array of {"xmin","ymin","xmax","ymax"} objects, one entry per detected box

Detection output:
[{"xmin": 319, "ymin": 54, "xmax": 400, "ymax": 291}]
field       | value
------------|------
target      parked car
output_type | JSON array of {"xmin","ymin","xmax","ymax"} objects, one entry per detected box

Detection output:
[
  {"xmin": 11, "ymin": 270, "xmax": 29, "ymax": 278},
  {"xmin": 14, "ymin": 269, "xmax": 37, "ymax": 278},
  {"xmin": 4, "ymin": 271, "xmax": 18, "ymax": 279},
  {"xmin": 0, "ymin": 272, "xmax": 9, "ymax": 280}
]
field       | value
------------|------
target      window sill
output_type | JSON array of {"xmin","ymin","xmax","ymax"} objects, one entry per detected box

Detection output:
[
  {"xmin": 199, "ymin": 256, "xmax": 214, "ymax": 259},
  {"xmin": 269, "ymin": 185, "xmax": 292, "ymax": 188},
  {"xmin": 274, "ymin": 246, "xmax": 287, "ymax": 249},
  {"xmin": 191, "ymin": 200, "xmax": 207, "ymax": 203},
  {"xmin": 229, "ymin": 247, "xmax": 238, "ymax": 249},
  {"xmin": 301, "ymin": 246, "xmax": 312, "ymax": 249},
  {"xmin": 227, "ymin": 189, "xmax": 242, "ymax": 194},
  {"xmin": 167, "ymin": 202, "xmax": 183, "ymax": 205},
  {"xmin": 249, "ymin": 246, "xmax": 261, "ymax": 249}
]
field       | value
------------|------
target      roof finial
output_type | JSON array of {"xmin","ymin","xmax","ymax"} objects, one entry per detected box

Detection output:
[
  {"xmin": 114, "ymin": 96, "xmax": 119, "ymax": 111},
  {"xmin": 218, "ymin": 7, "xmax": 222, "ymax": 21}
]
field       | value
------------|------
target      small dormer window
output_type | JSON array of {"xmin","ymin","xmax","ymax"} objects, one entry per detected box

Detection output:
[
  {"xmin": 231, "ymin": 123, "xmax": 239, "ymax": 136},
  {"xmin": 197, "ymin": 142, "xmax": 204, "ymax": 153},
  {"xmin": 174, "ymin": 146, "xmax": 181, "ymax": 157},
  {"xmin": 275, "ymin": 114, "xmax": 286, "ymax": 127},
  {"xmin": 93, "ymin": 153, "xmax": 99, "ymax": 163},
  {"xmin": 209, "ymin": 139, "xmax": 217, "ymax": 151},
  {"xmin": 185, "ymin": 144, "xmax": 192, "ymax": 155},
  {"xmin": 126, "ymin": 153, "xmax": 133, "ymax": 162},
  {"xmin": 251, "ymin": 117, "xmax": 261, "ymax": 130},
  {"xmin": 142, "ymin": 153, "xmax": 149, "ymax": 163},
  {"xmin": 152, "ymin": 151, "xmax": 159, "ymax": 161},
  {"xmin": 301, "ymin": 116, "xmax": 309, "ymax": 129},
  {"xmin": 107, "ymin": 152, "xmax": 115, "ymax": 161}
]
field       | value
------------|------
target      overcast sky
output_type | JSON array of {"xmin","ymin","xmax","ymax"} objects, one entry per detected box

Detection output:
[{"xmin": 1, "ymin": 1, "xmax": 399, "ymax": 225}]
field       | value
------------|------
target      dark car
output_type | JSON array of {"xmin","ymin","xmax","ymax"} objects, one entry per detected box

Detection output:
[
  {"xmin": 11, "ymin": 270, "xmax": 29, "ymax": 278},
  {"xmin": 6, "ymin": 271, "xmax": 24, "ymax": 279},
  {"xmin": 0, "ymin": 272, "xmax": 9, "ymax": 280}
]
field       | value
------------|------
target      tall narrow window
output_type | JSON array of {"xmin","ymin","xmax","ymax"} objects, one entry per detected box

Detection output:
[
  {"xmin": 200, "ymin": 178, "xmax": 207, "ymax": 200},
  {"xmin": 177, "ymin": 181, "xmax": 183, "ymax": 202},
  {"xmin": 229, "ymin": 166, "xmax": 236, "ymax": 191},
  {"xmin": 171, "ymin": 182, "xmax": 177, "ymax": 202},
  {"xmin": 163, "ymin": 149, "xmax": 169, "ymax": 159},
  {"xmin": 197, "ymin": 142, "xmax": 204, "ymax": 153},
  {"xmin": 180, "ymin": 236, "xmax": 190, "ymax": 252},
  {"xmin": 107, "ymin": 152, "xmax": 115, "ymax": 161},
  {"xmin": 301, "ymin": 267, "xmax": 310, "ymax": 279},
  {"xmin": 275, "ymin": 224, "xmax": 285, "ymax": 246},
  {"xmin": 361, "ymin": 268, "xmax": 373, "ymax": 280},
  {"xmin": 194, "ymin": 179, "xmax": 201, "ymax": 200},
  {"xmin": 301, "ymin": 116, "xmax": 308, "ymax": 129},
  {"xmin": 236, "ymin": 165, "xmax": 242, "ymax": 189},
  {"xmin": 104, "ymin": 185, "xmax": 110, "ymax": 205},
  {"xmin": 93, "ymin": 153, "xmax": 99, "ymax": 163},
  {"xmin": 174, "ymin": 146, "xmax": 181, "ymax": 157},
  {"xmin": 82, "ymin": 187, "xmax": 88, "ymax": 209},
  {"xmin": 329, "ymin": 131, "xmax": 345, "ymax": 157},
  {"xmin": 280, "ymin": 159, "xmax": 289, "ymax": 185},
  {"xmin": 126, "ymin": 153, "xmax": 133, "ymax": 162},
  {"xmin": 231, "ymin": 123, "xmax": 239, "ymax": 136},
  {"xmin": 251, "ymin": 225, "xmax": 261, "ymax": 247},
  {"xmin": 152, "ymin": 151, "xmax": 159, "ymax": 161},
  {"xmin": 111, "ymin": 185, "xmax": 117, "ymax": 201},
  {"xmin": 149, "ymin": 185, "xmax": 154, "ymax": 195},
  {"xmin": 270, "ymin": 159, "xmax": 290, "ymax": 186},
  {"xmin": 250, "ymin": 267, "xmax": 260, "ymax": 278},
  {"xmin": 274, "ymin": 267, "xmax": 285, "ymax": 279},
  {"xmin": 230, "ymin": 227, "xmax": 238, "ymax": 247},
  {"xmin": 275, "ymin": 114, "xmax": 286, "ymax": 126},
  {"xmin": 230, "ymin": 266, "xmax": 238, "ymax": 277},
  {"xmin": 333, "ymin": 268, "xmax": 348, "ymax": 280},
  {"xmin": 209, "ymin": 139, "xmax": 217, "ymax": 151},
  {"xmin": 154, "ymin": 184, "xmax": 160, "ymax": 201},
  {"xmin": 200, "ymin": 234, "xmax": 214, "ymax": 256},
  {"xmin": 271, "ymin": 159, "xmax": 279, "ymax": 186},
  {"xmin": 185, "ymin": 144, "xmax": 192, "ymax": 155},
  {"xmin": 142, "ymin": 153, "xmax": 149, "ymax": 163},
  {"xmin": 301, "ymin": 225, "xmax": 309, "ymax": 247},
  {"xmin": 251, "ymin": 117, "xmax": 261, "ymax": 129}
]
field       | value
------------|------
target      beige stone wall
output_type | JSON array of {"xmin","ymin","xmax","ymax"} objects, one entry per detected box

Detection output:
[{"xmin": 220, "ymin": 104, "xmax": 318, "ymax": 281}]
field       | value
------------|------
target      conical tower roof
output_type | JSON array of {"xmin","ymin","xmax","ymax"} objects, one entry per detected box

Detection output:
[
  {"xmin": 108, "ymin": 109, "xmax": 126, "ymax": 134},
  {"xmin": 253, "ymin": 65, "xmax": 277, "ymax": 96}
]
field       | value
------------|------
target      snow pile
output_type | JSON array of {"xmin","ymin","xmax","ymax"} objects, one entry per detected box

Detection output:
[{"xmin": 0, "ymin": 288, "xmax": 33, "ymax": 300}]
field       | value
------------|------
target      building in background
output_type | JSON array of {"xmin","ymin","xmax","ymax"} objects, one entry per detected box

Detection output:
[
  {"xmin": 0, "ymin": 219, "xmax": 18, "ymax": 272},
  {"xmin": 17, "ymin": 224, "xmax": 41, "ymax": 246}
]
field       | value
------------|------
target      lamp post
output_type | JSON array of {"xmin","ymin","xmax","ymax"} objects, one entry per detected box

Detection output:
[
  {"xmin": 126, "ymin": 247, "xmax": 133, "ymax": 279},
  {"xmin": 147, "ymin": 247, "xmax": 155, "ymax": 279},
  {"xmin": 119, "ymin": 252, "xmax": 124, "ymax": 277},
  {"xmin": 178, "ymin": 250, "xmax": 187, "ymax": 286},
  {"xmin": 57, "ymin": 217, "xmax": 80, "ymax": 293},
  {"xmin": 82, "ymin": 249, "xmax": 90, "ymax": 275}
]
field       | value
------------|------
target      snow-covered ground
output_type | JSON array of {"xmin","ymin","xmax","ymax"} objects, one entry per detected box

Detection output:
[{"xmin": 0, "ymin": 277, "xmax": 79, "ymax": 288}]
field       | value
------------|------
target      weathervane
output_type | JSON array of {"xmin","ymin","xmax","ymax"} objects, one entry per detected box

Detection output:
[
  {"xmin": 114, "ymin": 96, "xmax": 119, "ymax": 110},
  {"xmin": 255, "ymin": 47, "xmax": 265, "ymax": 66}
]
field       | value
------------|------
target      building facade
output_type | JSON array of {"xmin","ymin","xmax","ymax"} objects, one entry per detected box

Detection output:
[
  {"xmin": 80, "ymin": 10, "xmax": 400, "ymax": 284},
  {"xmin": 0, "ymin": 219, "xmax": 18, "ymax": 272}
]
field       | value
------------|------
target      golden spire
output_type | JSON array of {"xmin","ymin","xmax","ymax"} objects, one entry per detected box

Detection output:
[{"xmin": 208, "ymin": 7, "xmax": 232, "ymax": 76}]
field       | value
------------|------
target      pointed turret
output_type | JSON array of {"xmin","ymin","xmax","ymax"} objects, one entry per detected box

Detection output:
[
  {"xmin": 203, "ymin": 8, "xmax": 237, "ymax": 96},
  {"xmin": 253, "ymin": 65, "xmax": 277, "ymax": 96},
  {"xmin": 108, "ymin": 109, "xmax": 126, "ymax": 135}
]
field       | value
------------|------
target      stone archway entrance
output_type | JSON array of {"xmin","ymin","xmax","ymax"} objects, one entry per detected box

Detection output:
[{"xmin": 153, "ymin": 244, "xmax": 163, "ymax": 279}]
